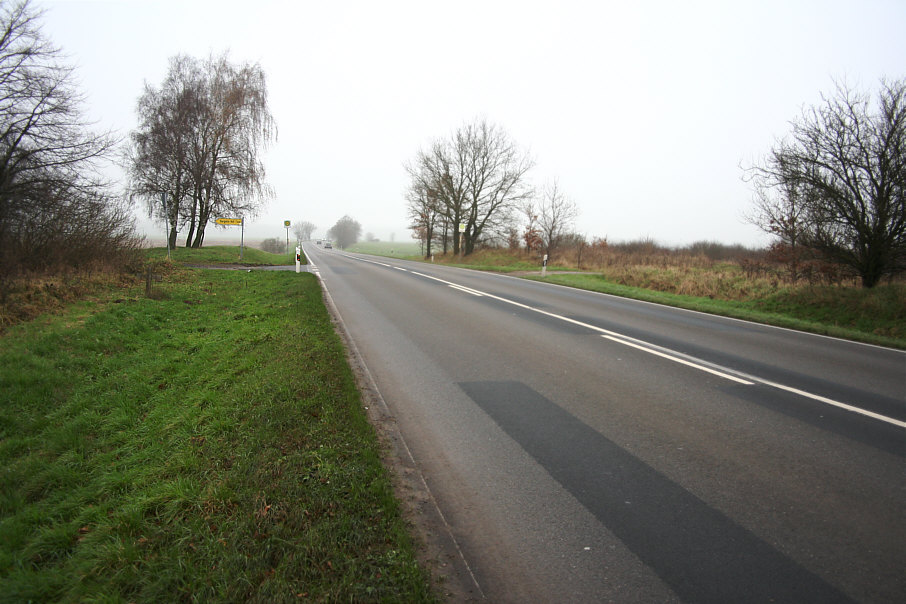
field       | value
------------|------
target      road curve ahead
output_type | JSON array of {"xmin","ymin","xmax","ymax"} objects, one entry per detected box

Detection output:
[{"xmin": 303, "ymin": 243, "xmax": 905, "ymax": 604}]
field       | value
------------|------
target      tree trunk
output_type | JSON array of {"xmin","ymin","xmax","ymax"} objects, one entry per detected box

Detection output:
[
  {"xmin": 192, "ymin": 200, "xmax": 211, "ymax": 248},
  {"xmin": 192, "ymin": 218, "xmax": 207, "ymax": 248},
  {"xmin": 859, "ymin": 253, "xmax": 884, "ymax": 288},
  {"xmin": 185, "ymin": 195, "xmax": 198, "ymax": 247},
  {"xmin": 425, "ymin": 223, "xmax": 433, "ymax": 259}
]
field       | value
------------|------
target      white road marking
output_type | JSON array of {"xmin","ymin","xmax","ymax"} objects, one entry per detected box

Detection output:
[
  {"xmin": 341, "ymin": 254, "xmax": 906, "ymax": 428},
  {"xmin": 448, "ymin": 284, "xmax": 483, "ymax": 297},
  {"xmin": 754, "ymin": 377, "xmax": 906, "ymax": 428},
  {"xmin": 602, "ymin": 335, "xmax": 754, "ymax": 385}
]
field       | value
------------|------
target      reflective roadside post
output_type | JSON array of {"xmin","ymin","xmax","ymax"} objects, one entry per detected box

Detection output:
[
  {"xmin": 542, "ymin": 254, "xmax": 548, "ymax": 277},
  {"xmin": 295, "ymin": 246, "xmax": 301, "ymax": 273}
]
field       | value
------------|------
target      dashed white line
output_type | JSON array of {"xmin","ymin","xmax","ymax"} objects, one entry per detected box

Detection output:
[{"xmin": 448, "ymin": 284, "xmax": 484, "ymax": 297}]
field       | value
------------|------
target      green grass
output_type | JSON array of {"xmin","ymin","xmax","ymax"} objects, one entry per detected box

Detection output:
[
  {"xmin": 0, "ymin": 267, "xmax": 435, "ymax": 602},
  {"xmin": 401, "ymin": 248, "xmax": 567, "ymax": 273},
  {"xmin": 528, "ymin": 273, "xmax": 906, "ymax": 349},
  {"xmin": 345, "ymin": 241, "xmax": 421, "ymax": 258},
  {"xmin": 144, "ymin": 245, "xmax": 299, "ymax": 266}
]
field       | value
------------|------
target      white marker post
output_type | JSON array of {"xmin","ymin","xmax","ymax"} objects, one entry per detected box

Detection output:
[
  {"xmin": 541, "ymin": 254, "xmax": 548, "ymax": 277},
  {"xmin": 295, "ymin": 246, "xmax": 301, "ymax": 273}
]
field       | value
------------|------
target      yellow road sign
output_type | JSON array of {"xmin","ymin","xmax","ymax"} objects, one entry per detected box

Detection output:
[{"xmin": 216, "ymin": 218, "xmax": 242, "ymax": 225}]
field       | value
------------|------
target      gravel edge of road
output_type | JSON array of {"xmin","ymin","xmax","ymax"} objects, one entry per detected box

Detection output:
[{"xmin": 315, "ymin": 272, "xmax": 486, "ymax": 603}]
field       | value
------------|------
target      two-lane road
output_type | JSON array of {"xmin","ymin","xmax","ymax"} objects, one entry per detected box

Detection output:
[{"xmin": 303, "ymin": 243, "xmax": 904, "ymax": 603}]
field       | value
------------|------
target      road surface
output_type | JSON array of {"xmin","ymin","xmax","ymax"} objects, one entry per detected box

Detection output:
[{"xmin": 302, "ymin": 243, "xmax": 905, "ymax": 603}]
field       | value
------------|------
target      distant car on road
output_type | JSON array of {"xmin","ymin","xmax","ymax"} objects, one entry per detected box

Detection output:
[{"xmin": 324, "ymin": 241, "xmax": 332, "ymax": 249}]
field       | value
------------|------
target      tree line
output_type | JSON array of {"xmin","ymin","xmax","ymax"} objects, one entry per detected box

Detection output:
[
  {"xmin": 409, "ymin": 80, "xmax": 904, "ymax": 288},
  {"xmin": 405, "ymin": 118, "xmax": 579, "ymax": 263}
]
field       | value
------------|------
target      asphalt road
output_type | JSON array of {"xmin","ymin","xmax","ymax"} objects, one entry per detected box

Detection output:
[{"xmin": 302, "ymin": 243, "xmax": 905, "ymax": 604}]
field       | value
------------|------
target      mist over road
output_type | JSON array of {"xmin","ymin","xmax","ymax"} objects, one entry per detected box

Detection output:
[{"xmin": 303, "ymin": 243, "xmax": 905, "ymax": 603}]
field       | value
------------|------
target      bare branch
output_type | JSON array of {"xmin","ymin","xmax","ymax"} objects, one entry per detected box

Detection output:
[{"xmin": 745, "ymin": 79, "xmax": 905, "ymax": 287}]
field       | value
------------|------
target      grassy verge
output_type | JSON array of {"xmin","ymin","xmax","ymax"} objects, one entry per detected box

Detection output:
[
  {"xmin": 1, "ymin": 247, "xmax": 302, "ymax": 332},
  {"xmin": 393, "ymin": 249, "xmax": 904, "ymax": 349},
  {"xmin": 144, "ymin": 245, "xmax": 298, "ymax": 265},
  {"xmin": 527, "ymin": 273, "xmax": 905, "ymax": 349},
  {"xmin": 0, "ymin": 266, "xmax": 435, "ymax": 602}
]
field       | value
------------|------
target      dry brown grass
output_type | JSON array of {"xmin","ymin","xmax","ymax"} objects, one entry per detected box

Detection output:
[
  {"xmin": 545, "ymin": 240, "xmax": 875, "ymax": 301},
  {"xmin": 0, "ymin": 271, "xmax": 137, "ymax": 331},
  {"xmin": 0, "ymin": 253, "xmax": 163, "ymax": 332}
]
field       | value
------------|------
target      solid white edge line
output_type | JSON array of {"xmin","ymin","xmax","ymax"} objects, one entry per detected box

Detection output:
[
  {"xmin": 756, "ymin": 378, "xmax": 906, "ymax": 428},
  {"xmin": 602, "ymin": 335, "xmax": 754, "ymax": 385}
]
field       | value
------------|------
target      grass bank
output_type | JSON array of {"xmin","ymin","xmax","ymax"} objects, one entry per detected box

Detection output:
[
  {"xmin": 0, "ymin": 265, "xmax": 435, "ymax": 602},
  {"xmin": 407, "ymin": 249, "xmax": 905, "ymax": 349},
  {"xmin": 1, "ymin": 247, "xmax": 301, "ymax": 331},
  {"xmin": 527, "ymin": 273, "xmax": 905, "ymax": 348},
  {"xmin": 144, "ymin": 245, "xmax": 297, "ymax": 265}
]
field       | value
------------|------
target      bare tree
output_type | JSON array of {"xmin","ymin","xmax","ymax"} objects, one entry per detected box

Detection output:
[
  {"xmin": 292, "ymin": 220, "xmax": 316, "ymax": 241},
  {"xmin": 456, "ymin": 119, "xmax": 534, "ymax": 254},
  {"xmin": 127, "ymin": 55, "xmax": 199, "ymax": 249},
  {"xmin": 405, "ymin": 179, "xmax": 441, "ymax": 258},
  {"xmin": 747, "ymin": 79, "xmax": 905, "ymax": 287},
  {"xmin": 0, "ymin": 0, "xmax": 130, "ymax": 284},
  {"xmin": 406, "ymin": 118, "xmax": 532, "ymax": 255},
  {"xmin": 533, "ymin": 180, "xmax": 579, "ymax": 261},
  {"xmin": 406, "ymin": 139, "xmax": 468, "ymax": 254},
  {"xmin": 128, "ymin": 53, "xmax": 276, "ymax": 248}
]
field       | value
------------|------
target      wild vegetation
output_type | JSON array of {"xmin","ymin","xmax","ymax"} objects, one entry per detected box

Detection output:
[
  {"xmin": 0, "ymin": 0, "xmax": 139, "ymax": 292},
  {"xmin": 0, "ymin": 261, "xmax": 436, "ymax": 602},
  {"xmin": 259, "ymin": 237, "xmax": 286, "ymax": 254},
  {"xmin": 746, "ymin": 79, "xmax": 905, "ymax": 288}
]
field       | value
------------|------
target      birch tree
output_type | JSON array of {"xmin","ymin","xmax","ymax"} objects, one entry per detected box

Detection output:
[{"xmin": 128, "ymin": 53, "xmax": 276, "ymax": 248}]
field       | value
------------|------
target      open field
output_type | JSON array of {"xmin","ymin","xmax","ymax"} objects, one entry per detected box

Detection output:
[
  {"xmin": 344, "ymin": 241, "xmax": 421, "ymax": 257},
  {"xmin": 0, "ymin": 261, "xmax": 435, "ymax": 602}
]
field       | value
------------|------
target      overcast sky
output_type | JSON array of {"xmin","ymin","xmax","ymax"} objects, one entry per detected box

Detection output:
[{"xmin": 40, "ymin": 0, "xmax": 905, "ymax": 247}]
